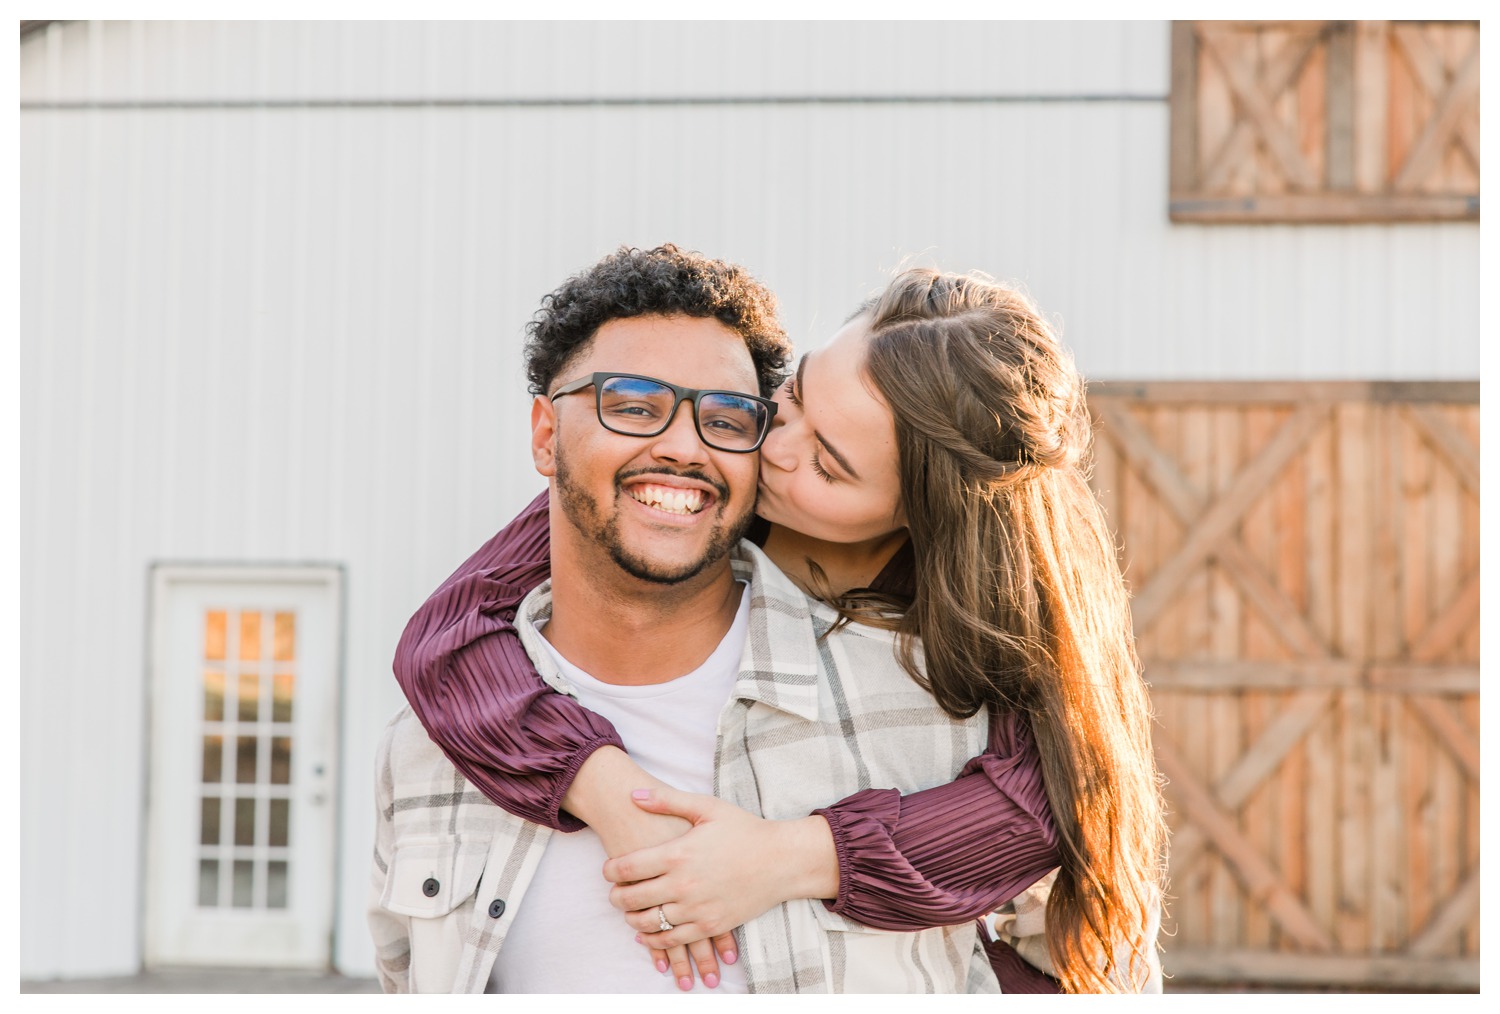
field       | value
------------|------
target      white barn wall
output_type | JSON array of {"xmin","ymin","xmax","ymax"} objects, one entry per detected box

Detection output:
[{"xmin": 19, "ymin": 20, "xmax": 1479, "ymax": 980}]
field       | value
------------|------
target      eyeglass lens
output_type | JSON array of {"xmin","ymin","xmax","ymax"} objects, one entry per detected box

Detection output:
[{"xmin": 597, "ymin": 376, "xmax": 768, "ymax": 451}]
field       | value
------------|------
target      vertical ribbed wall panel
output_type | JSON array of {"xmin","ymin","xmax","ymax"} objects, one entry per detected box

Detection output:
[{"xmin": 19, "ymin": 20, "xmax": 1478, "ymax": 980}]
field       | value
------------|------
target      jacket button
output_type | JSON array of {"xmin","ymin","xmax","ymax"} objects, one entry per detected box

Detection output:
[
  {"xmin": 422, "ymin": 877, "xmax": 440, "ymax": 898},
  {"xmin": 488, "ymin": 899, "xmax": 506, "ymax": 919}
]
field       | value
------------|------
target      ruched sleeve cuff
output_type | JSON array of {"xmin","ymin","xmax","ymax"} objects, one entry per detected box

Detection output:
[
  {"xmin": 811, "ymin": 709, "xmax": 1061, "ymax": 930},
  {"xmin": 812, "ymin": 788, "xmax": 901, "ymax": 914}
]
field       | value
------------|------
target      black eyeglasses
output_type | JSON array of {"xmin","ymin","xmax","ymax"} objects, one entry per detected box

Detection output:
[{"xmin": 549, "ymin": 372, "xmax": 777, "ymax": 453}]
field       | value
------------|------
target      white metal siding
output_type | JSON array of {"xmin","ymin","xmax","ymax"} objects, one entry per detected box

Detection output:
[{"xmin": 19, "ymin": 20, "xmax": 1479, "ymax": 981}]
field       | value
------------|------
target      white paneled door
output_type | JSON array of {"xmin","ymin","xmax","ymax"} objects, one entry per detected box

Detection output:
[{"xmin": 145, "ymin": 566, "xmax": 342, "ymax": 968}]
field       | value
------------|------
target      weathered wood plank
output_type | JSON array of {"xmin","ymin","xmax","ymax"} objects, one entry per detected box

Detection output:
[
  {"xmin": 1238, "ymin": 401, "xmax": 1282, "ymax": 961},
  {"xmin": 1324, "ymin": 22, "xmax": 1355, "ymax": 188},
  {"xmin": 1168, "ymin": 191, "xmax": 1476, "ymax": 221},
  {"xmin": 1156, "ymin": 736, "xmax": 1334, "ymax": 951},
  {"xmin": 1143, "ymin": 659, "xmax": 1479, "ymax": 692},
  {"xmin": 1404, "ymin": 699, "xmax": 1433, "ymax": 945},
  {"xmin": 1170, "ymin": 21, "xmax": 1202, "ymax": 193},
  {"xmin": 1333, "ymin": 403, "xmax": 1371, "ymax": 953},
  {"xmin": 1460, "ymin": 694, "xmax": 1480, "ymax": 957},
  {"xmin": 1301, "ymin": 395, "xmax": 1336, "ymax": 953},
  {"xmin": 1371, "ymin": 690, "xmax": 1403, "ymax": 952},
  {"xmin": 1369, "ymin": 407, "xmax": 1403, "ymax": 952},
  {"xmin": 1428, "ymin": 683, "xmax": 1462, "ymax": 959},
  {"xmin": 1296, "ymin": 30, "xmax": 1328, "ymax": 187},
  {"xmin": 1209, "ymin": 407, "xmax": 1242, "ymax": 950},
  {"xmin": 1164, "ymin": 949, "xmax": 1479, "ymax": 990},
  {"xmin": 1182, "ymin": 405, "xmax": 1215, "ymax": 660},
  {"xmin": 1426, "ymin": 414, "xmax": 1465, "ymax": 664},
  {"xmin": 1089, "ymin": 381, "xmax": 1478, "ymax": 404},
  {"xmin": 1353, "ymin": 20, "xmax": 1390, "ymax": 192}
]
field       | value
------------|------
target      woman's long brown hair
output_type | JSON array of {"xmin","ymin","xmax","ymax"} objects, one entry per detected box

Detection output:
[{"xmin": 830, "ymin": 269, "xmax": 1167, "ymax": 992}]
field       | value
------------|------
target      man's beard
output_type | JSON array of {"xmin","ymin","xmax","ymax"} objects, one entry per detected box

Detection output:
[{"xmin": 555, "ymin": 456, "xmax": 752, "ymax": 585}]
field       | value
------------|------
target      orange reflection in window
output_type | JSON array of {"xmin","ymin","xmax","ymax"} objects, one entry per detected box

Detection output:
[
  {"xmin": 273, "ymin": 612, "xmax": 296, "ymax": 662},
  {"xmin": 238, "ymin": 673, "xmax": 260, "ymax": 723},
  {"xmin": 239, "ymin": 611, "xmax": 262, "ymax": 661},
  {"xmin": 272, "ymin": 673, "xmax": 295, "ymax": 723},
  {"xmin": 204, "ymin": 611, "xmax": 227, "ymax": 661},
  {"xmin": 203, "ymin": 670, "xmax": 225, "ymax": 722}
]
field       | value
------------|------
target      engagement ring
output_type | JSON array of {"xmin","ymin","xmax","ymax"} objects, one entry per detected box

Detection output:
[{"xmin": 656, "ymin": 907, "xmax": 673, "ymax": 932}]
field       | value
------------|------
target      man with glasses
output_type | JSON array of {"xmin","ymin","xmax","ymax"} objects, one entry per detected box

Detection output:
[{"xmin": 368, "ymin": 245, "xmax": 1000, "ymax": 993}]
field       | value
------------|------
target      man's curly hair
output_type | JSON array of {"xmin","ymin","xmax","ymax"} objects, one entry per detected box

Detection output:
[{"xmin": 525, "ymin": 244, "xmax": 792, "ymax": 398}]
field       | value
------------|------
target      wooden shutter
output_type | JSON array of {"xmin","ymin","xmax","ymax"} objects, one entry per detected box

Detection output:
[{"xmin": 1170, "ymin": 21, "xmax": 1479, "ymax": 222}]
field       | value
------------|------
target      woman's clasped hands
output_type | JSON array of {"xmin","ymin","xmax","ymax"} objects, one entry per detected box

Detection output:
[{"xmin": 602, "ymin": 785, "xmax": 841, "ymax": 991}]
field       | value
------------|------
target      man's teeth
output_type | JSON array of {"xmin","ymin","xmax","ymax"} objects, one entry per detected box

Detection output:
[{"xmin": 628, "ymin": 484, "xmax": 706, "ymax": 515}]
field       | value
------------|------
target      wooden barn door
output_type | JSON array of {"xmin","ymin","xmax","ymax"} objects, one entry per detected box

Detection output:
[{"xmin": 1088, "ymin": 382, "xmax": 1479, "ymax": 989}]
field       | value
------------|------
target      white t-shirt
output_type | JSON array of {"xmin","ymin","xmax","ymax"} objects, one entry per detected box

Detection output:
[{"xmin": 487, "ymin": 584, "xmax": 751, "ymax": 994}]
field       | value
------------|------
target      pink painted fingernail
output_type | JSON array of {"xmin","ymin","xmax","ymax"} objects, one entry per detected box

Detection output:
[
  {"xmin": 635, "ymin": 934, "xmax": 643, "ymax": 945},
  {"xmin": 656, "ymin": 959, "xmax": 669, "ymax": 973},
  {"xmin": 723, "ymin": 950, "xmax": 737, "ymax": 964},
  {"xmin": 678, "ymin": 976, "xmax": 693, "ymax": 991},
  {"xmin": 631, "ymin": 789, "xmax": 652, "ymax": 800},
  {"xmin": 704, "ymin": 973, "xmax": 720, "ymax": 989}
]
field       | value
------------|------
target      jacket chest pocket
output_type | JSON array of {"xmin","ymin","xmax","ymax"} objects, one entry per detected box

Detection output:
[{"xmin": 381, "ymin": 836, "xmax": 491, "ymax": 992}]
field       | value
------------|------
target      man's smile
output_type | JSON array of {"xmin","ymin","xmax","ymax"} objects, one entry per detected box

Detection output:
[{"xmin": 626, "ymin": 483, "xmax": 707, "ymax": 515}]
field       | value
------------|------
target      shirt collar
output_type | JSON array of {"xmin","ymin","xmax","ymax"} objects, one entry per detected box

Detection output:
[{"xmin": 515, "ymin": 540, "xmax": 823, "ymax": 721}]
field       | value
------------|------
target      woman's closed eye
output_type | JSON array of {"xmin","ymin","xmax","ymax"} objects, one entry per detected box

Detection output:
[
  {"xmin": 809, "ymin": 453, "xmax": 836, "ymax": 483},
  {"xmin": 783, "ymin": 376, "xmax": 802, "ymax": 408}
]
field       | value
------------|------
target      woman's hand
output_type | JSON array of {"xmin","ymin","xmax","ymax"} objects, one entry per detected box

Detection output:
[
  {"xmin": 561, "ymin": 749, "xmax": 719, "ymax": 990},
  {"xmin": 603, "ymin": 786, "xmax": 841, "ymax": 960}
]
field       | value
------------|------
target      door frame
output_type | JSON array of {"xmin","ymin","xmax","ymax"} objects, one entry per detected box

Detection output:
[{"xmin": 142, "ymin": 562, "xmax": 345, "ymax": 970}]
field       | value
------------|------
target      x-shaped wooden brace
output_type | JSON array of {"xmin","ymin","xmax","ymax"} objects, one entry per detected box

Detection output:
[
  {"xmin": 1096, "ymin": 402, "xmax": 1328, "ymax": 648},
  {"xmin": 1391, "ymin": 29, "xmax": 1480, "ymax": 192},
  {"xmin": 1199, "ymin": 25, "xmax": 1330, "ymax": 192},
  {"xmin": 1199, "ymin": 26, "xmax": 1323, "ymax": 191}
]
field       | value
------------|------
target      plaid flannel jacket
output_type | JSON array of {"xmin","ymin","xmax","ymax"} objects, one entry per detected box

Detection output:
[{"xmin": 368, "ymin": 540, "xmax": 998, "ymax": 993}]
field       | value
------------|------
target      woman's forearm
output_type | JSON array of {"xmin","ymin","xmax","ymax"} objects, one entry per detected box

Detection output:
[
  {"xmin": 770, "ymin": 815, "xmax": 841, "ymax": 902},
  {"xmin": 562, "ymin": 746, "xmax": 692, "ymax": 855}
]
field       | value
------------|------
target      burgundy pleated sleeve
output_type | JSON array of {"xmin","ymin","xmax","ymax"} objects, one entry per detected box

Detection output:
[
  {"xmin": 391, "ymin": 492, "xmax": 1063, "ymax": 968},
  {"xmin": 392, "ymin": 490, "xmax": 622, "ymax": 832},
  {"xmin": 811, "ymin": 707, "xmax": 1060, "ymax": 930}
]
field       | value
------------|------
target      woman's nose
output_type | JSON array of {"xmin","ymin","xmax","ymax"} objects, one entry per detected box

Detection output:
[{"xmin": 759, "ymin": 414, "xmax": 796, "ymax": 472}]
